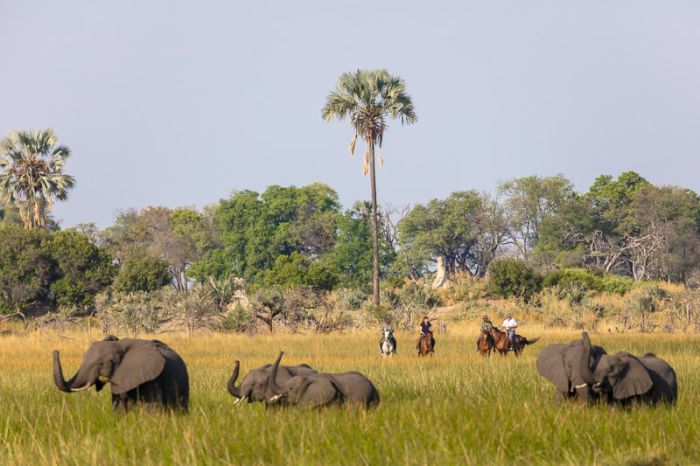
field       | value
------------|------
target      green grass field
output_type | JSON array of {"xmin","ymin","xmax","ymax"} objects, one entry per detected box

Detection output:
[{"xmin": 0, "ymin": 324, "xmax": 697, "ymax": 465}]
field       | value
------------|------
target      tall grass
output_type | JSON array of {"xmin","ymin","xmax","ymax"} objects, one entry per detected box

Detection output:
[{"xmin": 0, "ymin": 324, "xmax": 697, "ymax": 465}]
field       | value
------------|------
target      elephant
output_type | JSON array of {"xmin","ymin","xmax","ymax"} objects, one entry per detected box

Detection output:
[
  {"xmin": 536, "ymin": 332, "xmax": 607, "ymax": 403},
  {"xmin": 266, "ymin": 352, "xmax": 380, "ymax": 409},
  {"xmin": 52, "ymin": 335, "xmax": 189, "ymax": 411},
  {"xmin": 227, "ymin": 359, "xmax": 317, "ymax": 404},
  {"xmin": 586, "ymin": 334, "xmax": 677, "ymax": 405}
]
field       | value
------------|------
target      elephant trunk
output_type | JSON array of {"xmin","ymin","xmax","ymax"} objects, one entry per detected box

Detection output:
[
  {"xmin": 268, "ymin": 351, "xmax": 285, "ymax": 398},
  {"xmin": 227, "ymin": 360, "xmax": 242, "ymax": 398},
  {"xmin": 52, "ymin": 350, "xmax": 76, "ymax": 393},
  {"xmin": 578, "ymin": 332, "xmax": 595, "ymax": 386}
]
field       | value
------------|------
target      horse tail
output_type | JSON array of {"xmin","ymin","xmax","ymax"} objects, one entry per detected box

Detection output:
[{"xmin": 524, "ymin": 337, "xmax": 540, "ymax": 345}]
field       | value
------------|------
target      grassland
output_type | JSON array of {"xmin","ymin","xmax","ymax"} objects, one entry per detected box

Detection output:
[{"xmin": 0, "ymin": 323, "xmax": 698, "ymax": 465}]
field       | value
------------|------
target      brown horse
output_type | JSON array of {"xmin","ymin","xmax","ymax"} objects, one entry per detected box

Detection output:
[
  {"xmin": 490, "ymin": 327, "xmax": 540, "ymax": 357},
  {"xmin": 477, "ymin": 331, "xmax": 494, "ymax": 357},
  {"xmin": 417, "ymin": 331, "xmax": 435, "ymax": 356}
]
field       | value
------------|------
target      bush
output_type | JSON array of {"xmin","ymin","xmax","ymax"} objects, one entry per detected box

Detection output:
[
  {"xmin": 542, "ymin": 268, "xmax": 634, "ymax": 295},
  {"xmin": 99, "ymin": 291, "xmax": 169, "ymax": 335},
  {"xmin": 487, "ymin": 259, "xmax": 541, "ymax": 303},
  {"xmin": 335, "ymin": 288, "xmax": 368, "ymax": 310},
  {"xmin": 219, "ymin": 304, "xmax": 256, "ymax": 333},
  {"xmin": 114, "ymin": 256, "xmax": 172, "ymax": 293}
]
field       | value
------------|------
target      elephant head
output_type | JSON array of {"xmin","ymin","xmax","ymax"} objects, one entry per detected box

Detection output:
[
  {"xmin": 227, "ymin": 358, "xmax": 316, "ymax": 404},
  {"xmin": 591, "ymin": 352, "xmax": 653, "ymax": 401},
  {"xmin": 536, "ymin": 332, "xmax": 604, "ymax": 402},
  {"xmin": 266, "ymin": 352, "xmax": 337, "ymax": 407},
  {"xmin": 52, "ymin": 336, "xmax": 167, "ymax": 396},
  {"xmin": 227, "ymin": 361, "xmax": 275, "ymax": 404}
]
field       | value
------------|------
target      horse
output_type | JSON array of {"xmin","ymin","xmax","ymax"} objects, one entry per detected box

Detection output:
[
  {"xmin": 380, "ymin": 329, "xmax": 396, "ymax": 357},
  {"xmin": 477, "ymin": 331, "xmax": 494, "ymax": 357},
  {"xmin": 489, "ymin": 327, "xmax": 510, "ymax": 356},
  {"xmin": 512, "ymin": 334, "xmax": 540, "ymax": 356},
  {"xmin": 490, "ymin": 327, "xmax": 539, "ymax": 357},
  {"xmin": 417, "ymin": 331, "xmax": 435, "ymax": 357}
]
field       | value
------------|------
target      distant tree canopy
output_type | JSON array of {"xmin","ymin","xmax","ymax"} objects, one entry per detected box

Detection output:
[
  {"xmin": 191, "ymin": 183, "xmax": 340, "ymax": 283},
  {"xmin": 2, "ymin": 171, "xmax": 700, "ymax": 317}
]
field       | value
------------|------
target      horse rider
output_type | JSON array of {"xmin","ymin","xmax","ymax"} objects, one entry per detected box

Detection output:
[
  {"xmin": 380, "ymin": 317, "xmax": 396, "ymax": 353},
  {"xmin": 416, "ymin": 315, "xmax": 435, "ymax": 350},
  {"xmin": 501, "ymin": 313, "xmax": 518, "ymax": 350},
  {"xmin": 476, "ymin": 314, "xmax": 495, "ymax": 351}
]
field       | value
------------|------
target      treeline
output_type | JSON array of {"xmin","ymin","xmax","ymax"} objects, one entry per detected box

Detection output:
[{"xmin": 1, "ymin": 171, "xmax": 699, "ymax": 319}]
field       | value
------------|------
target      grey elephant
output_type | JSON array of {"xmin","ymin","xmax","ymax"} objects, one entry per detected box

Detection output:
[
  {"xmin": 536, "ymin": 332, "xmax": 607, "ymax": 403},
  {"xmin": 585, "ymin": 333, "xmax": 677, "ymax": 405},
  {"xmin": 52, "ymin": 335, "xmax": 189, "ymax": 411},
  {"xmin": 227, "ymin": 360, "xmax": 316, "ymax": 404},
  {"xmin": 266, "ymin": 352, "xmax": 380, "ymax": 408}
]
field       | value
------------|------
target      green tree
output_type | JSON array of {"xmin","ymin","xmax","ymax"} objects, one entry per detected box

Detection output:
[
  {"xmin": 331, "ymin": 203, "xmax": 396, "ymax": 289},
  {"xmin": 0, "ymin": 225, "xmax": 54, "ymax": 313},
  {"xmin": 487, "ymin": 259, "xmax": 541, "ymax": 303},
  {"xmin": 0, "ymin": 129, "xmax": 75, "ymax": 229},
  {"xmin": 322, "ymin": 69, "xmax": 417, "ymax": 305},
  {"xmin": 114, "ymin": 256, "xmax": 172, "ymax": 293},
  {"xmin": 499, "ymin": 175, "xmax": 575, "ymax": 260},
  {"xmin": 264, "ymin": 252, "xmax": 339, "ymax": 291},
  {"xmin": 100, "ymin": 206, "xmax": 218, "ymax": 291},
  {"xmin": 398, "ymin": 191, "xmax": 508, "ymax": 279},
  {"xmin": 46, "ymin": 229, "xmax": 117, "ymax": 310},
  {"xmin": 194, "ymin": 184, "xmax": 340, "ymax": 283}
]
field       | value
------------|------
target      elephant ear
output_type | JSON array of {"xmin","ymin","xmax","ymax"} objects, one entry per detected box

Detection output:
[
  {"xmin": 536, "ymin": 344, "xmax": 570, "ymax": 392},
  {"xmin": 110, "ymin": 342, "xmax": 165, "ymax": 395},
  {"xmin": 612, "ymin": 352, "xmax": 653, "ymax": 400}
]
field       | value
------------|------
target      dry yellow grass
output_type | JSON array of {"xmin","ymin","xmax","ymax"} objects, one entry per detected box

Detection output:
[{"xmin": 0, "ymin": 322, "xmax": 697, "ymax": 465}]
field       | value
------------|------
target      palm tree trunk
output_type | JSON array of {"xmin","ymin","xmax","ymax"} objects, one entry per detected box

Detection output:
[{"xmin": 368, "ymin": 143, "xmax": 380, "ymax": 306}]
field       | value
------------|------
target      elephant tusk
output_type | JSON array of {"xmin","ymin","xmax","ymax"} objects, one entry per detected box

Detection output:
[
  {"xmin": 70, "ymin": 384, "xmax": 92, "ymax": 392},
  {"xmin": 574, "ymin": 383, "xmax": 588, "ymax": 389},
  {"xmin": 233, "ymin": 396, "xmax": 248, "ymax": 405},
  {"xmin": 269, "ymin": 394, "xmax": 283, "ymax": 402}
]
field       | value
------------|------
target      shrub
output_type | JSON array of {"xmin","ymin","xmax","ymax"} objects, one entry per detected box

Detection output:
[
  {"xmin": 219, "ymin": 304, "xmax": 256, "ymax": 333},
  {"xmin": 542, "ymin": 268, "xmax": 634, "ymax": 295},
  {"xmin": 335, "ymin": 288, "xmax": 368, "ymax": 310},
  {"xmin": 487, "ymin": 259, "xmax": 541, "ymax": 303},
  {"xmin": 99, "ymin": 291, "xmax": 169, "ymax": 335}
]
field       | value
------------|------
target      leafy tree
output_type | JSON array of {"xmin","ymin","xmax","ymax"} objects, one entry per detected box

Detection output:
[
  {"xmin": 100, "ymin": 206, "xmax": 218, "ymax": 291},
  {"xmin": 0, "ymin": 225, "xmax": 55, "ymax": 313},
  {"xmin": 398, "ymin": 191, "xmax": 508, "ymax": 279},
  {"xmin": 0, "ymin": 226, "xmax": 115, "ymax": 314},
  {"xmin": 264, "ymin": 252, "xmax": 339, "ymax": 291},
  {"xmin": 487, "ymin": 259, "xmax": 541, "ymax": 303},
  {"xmin": 46, "ymin": 229, "xmax": 117, "ymax": 310},
  {"xmin": 330, "ymin": 203, "xmax": 396, "ymax": 289},
  {"xmin": 0, "ymin": 129, "xmax": 75, "ymax": 229},
  {"xmin": 322, "ymin": 69, "xmax": 417, "ymax": 305},
  {"xmin": 499, "ymin": 175, "xmax": 575, "ymax": 260},
  {"xmin": 195, "ymin": 184, "xmax": 340, "ymax": 283},
  {"xmin": 114, "ymin": 256, "xmax": 172, "ymax": 293}
]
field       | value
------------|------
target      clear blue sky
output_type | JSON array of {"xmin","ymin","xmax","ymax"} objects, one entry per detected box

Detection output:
[{"xmin": 2, "ymin": 1, "xmax": 699, "ymax": 228}]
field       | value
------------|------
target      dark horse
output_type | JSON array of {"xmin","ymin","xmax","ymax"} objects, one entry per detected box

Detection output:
[
  {"xmin": 477, "ymin": 331, "xmax": 494, "ymax": 357},
  {"xmin": 490, "ymin": 327, "xmax": 539, "ymax": 357},
  {"xmin": 417, "ymin": 331, "xmax": 435, "ymax": 356}
]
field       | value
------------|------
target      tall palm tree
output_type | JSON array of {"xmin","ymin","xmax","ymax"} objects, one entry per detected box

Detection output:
[
  {"xmin": 0, "ymin": 129, "xmax": 75, "ymax": 229},
  {"xmin": 322, "ymin": 69, "xmax": 416, "ymax": 305}
]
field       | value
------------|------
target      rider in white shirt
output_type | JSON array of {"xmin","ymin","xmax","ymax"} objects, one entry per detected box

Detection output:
[{"xmin": 502, "ymin": 314, "xmax": 518, "ymax": 350}]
